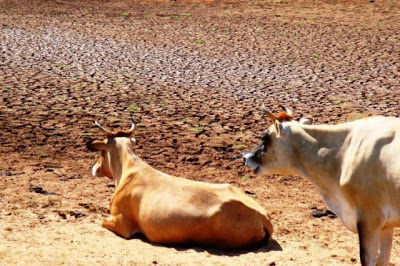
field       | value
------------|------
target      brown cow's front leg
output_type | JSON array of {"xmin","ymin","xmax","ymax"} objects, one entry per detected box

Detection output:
[
  {"xmin": 102, "ymin": 214, "xmax": 138, "ymax": 239},
  {"xmin": 357, "ymin": 220, "xmax": 380, "ymax": 266},
  {"xmin": 377, "ymin": 228, "xmax": 394, "ymax": 266}
]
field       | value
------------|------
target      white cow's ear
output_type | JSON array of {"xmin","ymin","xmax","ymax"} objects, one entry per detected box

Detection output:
[
  {"xmin": 299, "ymin": 117, "xmax": 313, "ymax": 125},
  {"xmin": 274, "ymin": 121, "xmax": 285, "ymax": 137}
]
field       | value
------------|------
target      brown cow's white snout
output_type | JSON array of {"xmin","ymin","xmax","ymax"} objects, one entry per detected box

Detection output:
[{"xmin": 92, "ymin": 162, "xmax": 100, "ymax": 177}]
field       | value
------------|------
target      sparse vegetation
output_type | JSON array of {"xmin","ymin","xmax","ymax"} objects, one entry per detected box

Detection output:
[
  {"xmin": 234, "ymin": 142, "xmax": 246, "ymax": 150},
  {"xmin": 192, "ymin": 126, "xmax": 203, "ymax": 132},
  {"xmin": 144, "ymin": 13, "xmax": 154, "ymax": 19},
  {"xmin": 128, "ymin": 106, "xmax": 140, "ymax": 112},
  {"xmin": 350, "ymin": 112, "xmax": 367, "ymax": 121},
  {"xmin": 311, "ymin": 53, "xmax": 319, "ymax": 59},
  {"xmin": 195, "ymin": 39, "xmax": 205, "ymax": 45},
  {"xmin": 160, "ymin": 99, "xmax": 169, "ymax": 106},
  {"xmin": 114, "ymin": 80, "xmax": 123, "ymax": 87},
  {"xmin": 0, "ymin": 250, "xmax": 8, "ymax": 260},
  {"xmin": 57, "ymin": 252, "xmax": 68, "ymax": 265}
]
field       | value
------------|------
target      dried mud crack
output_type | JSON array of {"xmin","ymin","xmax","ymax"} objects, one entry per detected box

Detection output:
[{"xmin": 0, "ymin": 0, "xmax": 399, "ymax": 265}]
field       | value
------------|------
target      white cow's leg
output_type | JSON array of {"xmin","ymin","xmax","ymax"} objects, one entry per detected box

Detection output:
[
  {"xmin": 377, "ymin": 228, "xmax": 394, "ymax": 266},
  {"xmin": 357, "ymin": 220, "xmax": 380, "ymax": 266}
]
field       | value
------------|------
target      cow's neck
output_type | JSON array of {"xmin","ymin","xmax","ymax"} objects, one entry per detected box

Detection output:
[
  {"xmin": 112, "ymin": 145, "xmax": 157, "ymax": 188},
  {"xmin": 111, "ymin": 145, "xmax": 142, "ymax": 187},
  {"xmin": 290, "ymin": 124, "xmax": 350, "ymax": 191}
]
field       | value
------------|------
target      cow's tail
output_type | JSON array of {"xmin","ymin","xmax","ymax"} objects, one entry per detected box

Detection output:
[{"xmin": 263, "ymin": 215, "xmax": 273, "ymax": 241}]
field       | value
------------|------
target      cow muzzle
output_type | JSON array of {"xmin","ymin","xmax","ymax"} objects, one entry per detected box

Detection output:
[{"xmin": 242, "ymin": 151, "xmax": 261, "ymax": 174}]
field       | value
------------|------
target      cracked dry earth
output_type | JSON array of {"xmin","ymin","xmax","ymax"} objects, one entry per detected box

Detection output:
[{"xmin": 1, "ymin": 0, "xmax": 400, "ymax": 265}]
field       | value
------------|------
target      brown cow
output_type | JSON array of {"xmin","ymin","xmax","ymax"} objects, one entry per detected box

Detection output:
[{"xmin": 87, "ymin": 121, "xmax": 273, "ymax": 250}]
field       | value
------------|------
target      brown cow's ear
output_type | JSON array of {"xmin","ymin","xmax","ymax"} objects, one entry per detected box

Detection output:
[
  {"xmin": 299, "ymin": 117, "xmax": 313, "ymax": 125},
  {"xmin": 86, "ymin": 140, "xmax": 108, "ymax": 151}
]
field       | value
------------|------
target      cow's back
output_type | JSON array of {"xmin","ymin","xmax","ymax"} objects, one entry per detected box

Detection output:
[
  {"xmin": 134, "ymin": 171, "xmax": 272, "ymax": 248},
  {"xmin": 340, "ymin": 116, "xmax": 400, "ymax": 228}
]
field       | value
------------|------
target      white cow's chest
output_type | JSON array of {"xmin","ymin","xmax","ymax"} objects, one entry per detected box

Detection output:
[{"xmin": 320, "ymin": 190, "xmax": 358, "ymax": 233}]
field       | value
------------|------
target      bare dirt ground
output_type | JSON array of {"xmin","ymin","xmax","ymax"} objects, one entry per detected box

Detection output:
[{"xmin": 1, "ymin": 0, "xmax": 400, "ymax": 264}]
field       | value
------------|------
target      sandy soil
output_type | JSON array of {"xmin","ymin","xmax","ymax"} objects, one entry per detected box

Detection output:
[{"xmin": 1, "ymin": 0, "xmax": 400, "ymax": 264}]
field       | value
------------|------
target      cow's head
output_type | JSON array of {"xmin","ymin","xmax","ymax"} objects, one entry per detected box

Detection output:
[
  {"xmin": 86, "ymin": 121, "xmax": 136, "ymax": 179},
  {"xmin": 243, "ymin": 105, "xmax": 313, "ymax": 175}
]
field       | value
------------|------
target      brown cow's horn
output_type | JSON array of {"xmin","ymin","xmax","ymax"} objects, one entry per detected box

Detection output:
[
  {"xmin": 128, "ymin": 113, "xmax": 136, "ymax": 133},
  {"xmin": 278, "ymin": 105, "xmax": 293, "ymax": 116},
  {"xmin": 128, "ymin": 122, "xmax": 136, "ymax": 132},
  {"xmin": 95, "ymin": 121, "xmax": 112, "ymax": 134},
  {"xmin": 261, "ymin": 104, "xmax": 277, "ymax": 121}
]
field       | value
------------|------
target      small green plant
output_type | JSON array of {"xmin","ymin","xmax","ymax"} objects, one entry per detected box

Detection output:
[
  {"xmin": 144, "ymin": 13, "xmax": 154, "ymax": 19},
  {"xmin": 128, "ymin": 106, "xmax": 140, "ymax": 112},
  {"xmin": 296, "ymin": 22, "xmax": 302, "ymax": 27},
  {"xmin": 59, "ymin": 63, "xmax": 66, "ymax": 69},
  {"xmin": 311, "ymin": 53, "xmax": 319, "ymax": 59},
  {"xmin": 160, "ymin": 99, "xmax": 169, "ymax": 106},
  {"xmin": 183, "ymin": 117, "xmax": 190, "ymax": 122},
  {"xmin": 57, "ymin": 252, "xmax": 68, "ymax": 265},
  {"xmin": 351, "ymin": 112, "xmax": 366, "ymax": 121},
  {"xmin": 0, "ymin": 250, "xmax": 8, "ymax": 260},
  {"xmin": 115, "ymin": 80, "xmax": 123, "ymax": 87},
  {"xmin": 14, "ymin": 210, "xmax": 22, "ymax": 215},
  {"xmin": 120, "ymin": 12, "xmax": 129, "ymax": 18},
  {"xmin": 348, "ymin": 76, "xmax": 356, "ymax": 82},
  {"xmin": 195, "ymin": 39, "xmax": 205, "ymax": 45},
  {"xmin": 242, "ymin": 175, "xmax": 250, "ymax": 181},
  {"xmin": 192, "ymin": 127, "xmax": 203, "ymax": 132},
  {"xmin": 181, "ymin": 13, "xmax": 191, "ymax": 17},
  {"xmin": 234, "ymin": 143, "xmax": 246, "ymax": 150},
  {"xmin": 2, "ymin": 86, "xmax": 8, "ymax": 91}
]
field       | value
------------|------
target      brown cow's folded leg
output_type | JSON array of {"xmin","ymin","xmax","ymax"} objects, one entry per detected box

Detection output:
[{"xmin": 102, "ymin": 214, "xmax": 137, "ymax": 239}]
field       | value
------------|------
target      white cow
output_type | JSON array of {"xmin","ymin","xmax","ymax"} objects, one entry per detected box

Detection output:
[{"xmin": 244, "ymin": 105, "xmax": 400, "ymax": 265}]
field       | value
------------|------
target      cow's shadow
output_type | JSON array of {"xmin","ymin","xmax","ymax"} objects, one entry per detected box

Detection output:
[{"xmin": 130, "ymin": 233, "xmax": 282, "ymax": 256}]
